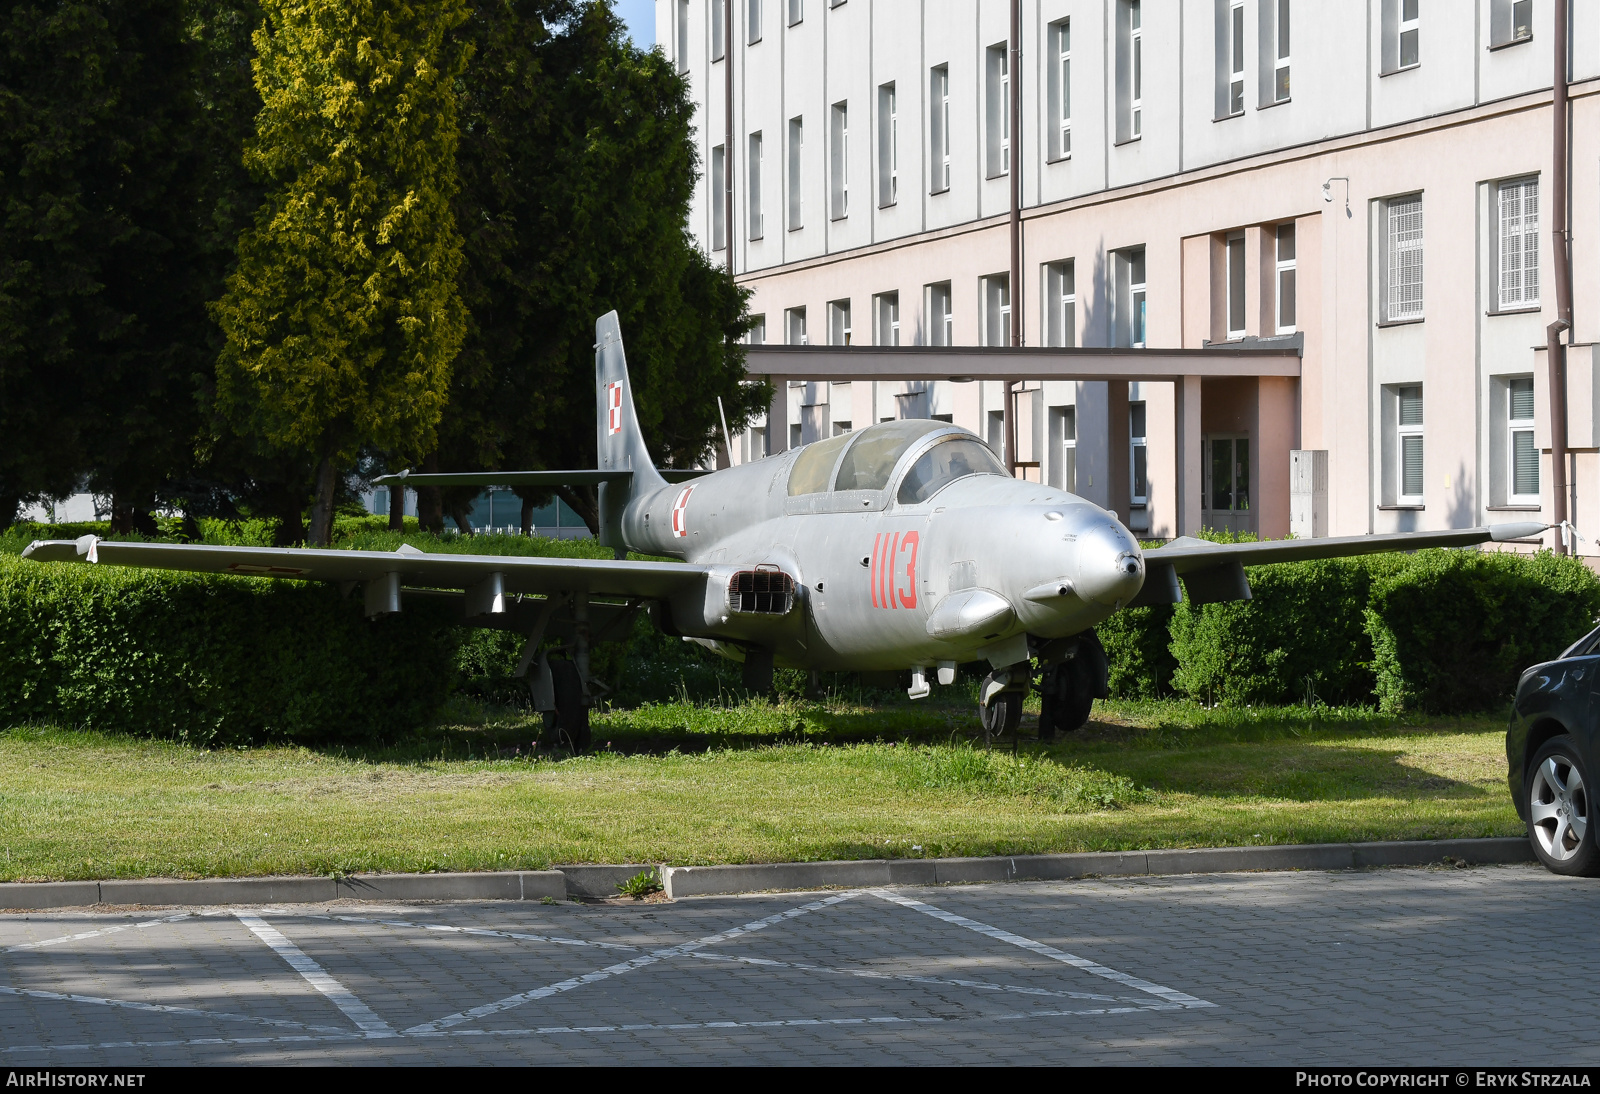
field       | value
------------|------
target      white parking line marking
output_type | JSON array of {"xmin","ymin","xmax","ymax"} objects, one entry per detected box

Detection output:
[
  {"xmin": 235, "ymin": 913, "xmax": 395, "ymax": 1037},
  {"xmin": 0, "ymin": 984, "xmax": 347, "ymax": 1034},
  {"xmin": 405, "ymin": 890, "xmax": 865, "ymax": 1034},
  {"xmin": 0, "ymin": 1001, "xmax": 1184, "ymax": 1054},
  {"xmin": 318, "ymin": 913, "xmax": 639, "ymax": 951},
  {"xmin": 868, "ymin": 890, "xmax": 1216, "ymax": 1009},
  {"xmin": 683, "ymin": 951, "xmax": 1150, "ymax": 1005},
  {"xmin": 5, "ymin": 914, "xmax": 191, "ymax": 953}
]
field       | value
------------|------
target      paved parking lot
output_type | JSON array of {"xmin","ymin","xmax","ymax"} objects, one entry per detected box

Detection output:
[{"xmin": 0, "ymin": 863, "xmax": 1591, "ymax": 1065}]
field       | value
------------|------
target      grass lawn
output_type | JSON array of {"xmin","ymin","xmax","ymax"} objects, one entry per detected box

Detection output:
[{"xmin": 0, "ymin": 697, "xmax": 1520, "ymax": 882}]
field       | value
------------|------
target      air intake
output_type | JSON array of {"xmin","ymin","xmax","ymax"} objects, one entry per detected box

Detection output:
[{"xmin": 728, "ymin": 570, "xmax": 795, "ymax": 614}]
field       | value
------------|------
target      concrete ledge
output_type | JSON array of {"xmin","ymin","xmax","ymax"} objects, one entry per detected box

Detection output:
[
  {"xmin": 556, "ymin": 864, "xmax": 656, "ymax": 899},
  {"xmin": 0, "ymin": 838, "xmax": 1537, "ymax": 911},
  {"xmin": 660, "ymin": 837, "xmax": 1535, "ymax": 899},
  {"xmin": 0, "ymin": 882, "xmax": 101, "ymax": 910},
  {"xmin": 98, "ymin": 876, "xmax": 339, "ymax": 906},
  {"xmin": 337, "ymin": 871, "xmax": 564, "ymax": 902}
]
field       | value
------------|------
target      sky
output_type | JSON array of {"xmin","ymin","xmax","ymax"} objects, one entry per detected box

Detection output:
[{"xmin": 612, "ymin": 0, "xmax": 656, "ymax": 48}]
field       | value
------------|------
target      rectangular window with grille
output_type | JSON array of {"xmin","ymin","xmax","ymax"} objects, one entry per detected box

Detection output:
[
  {"xmin": 1386, "ymin": 195, "xmax": 1424, "ymax": 321},
  {"xmin": 1509, "ymin": 376, "xmax": 1538, "ymax": 500},
  {"xmin": 1398, "ymin": 384, "xmax": 1424, "ymax": 502},
  {"xmin": 1498, "ymin": 178, "xmax": 1540, "ymax": 310}
]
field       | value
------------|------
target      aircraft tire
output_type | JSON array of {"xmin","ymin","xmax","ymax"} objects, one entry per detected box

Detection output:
[
  {"xmin": 980, "ymin": 691, "xmax": 1022, "ymax": 736},
  {"xmin": 550, "ymin": 657, "xmax": 591, "ymax": 753},
  {"xmin": 1038, "ymin": 661, "xmax": 1093, "ymax": 736}
]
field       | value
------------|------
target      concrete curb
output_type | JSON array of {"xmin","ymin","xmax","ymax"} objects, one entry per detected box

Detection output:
[{"xmin": 0, "ymin": 838, "xmax": 1534, "ymax": 911}]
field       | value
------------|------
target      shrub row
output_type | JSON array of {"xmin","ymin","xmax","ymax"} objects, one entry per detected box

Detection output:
[
  {"xmin": 1103, "ymin": 548, "xmax": 1600, "ymax": 713},
  {"xmin": 0, "ymin": 556, "xmax": 460, "ymax": 745}
]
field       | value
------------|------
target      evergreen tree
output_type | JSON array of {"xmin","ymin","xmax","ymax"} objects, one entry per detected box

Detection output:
[
  {"xmin": 441, "ymin": 0, "xmax": 763, "ymax": 533},
  {"xmin": 0, "ymin": 0, "xmax": 217, "ymax": 529},
  {"xmin": 212, "ymin": 0, "xmax": 470, "ymax": 545}
]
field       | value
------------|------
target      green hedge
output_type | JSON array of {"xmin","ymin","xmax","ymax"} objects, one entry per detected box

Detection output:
[
  {"xmin": 1109, "ymin": 548, "xmax": 1600, "ymax": 713},
  {"xmin": 1366, "ymin": 549, "xmax": 1600, "ymax": 713},
  {"xmin": 0, "ymin": 556, "xmax": 460, "ymax": 745}
]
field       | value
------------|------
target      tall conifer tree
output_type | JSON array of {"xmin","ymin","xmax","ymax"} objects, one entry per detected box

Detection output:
[{"xmin": 213, "ymin": 0, "xmax": 469, "ymax": 544}]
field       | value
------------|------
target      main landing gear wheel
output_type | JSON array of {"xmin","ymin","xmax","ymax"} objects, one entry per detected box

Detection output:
[
  {"xmin": 1526, "ymin": 737, "xmax": 1600, "ymax": 876},
  {"xmin": 1038, "ymin": 659, "xmax": 1094, "ymax": 737},
  {"xmin": 548, "ymin": 657, "xmax": 591, "ymax": 753}
]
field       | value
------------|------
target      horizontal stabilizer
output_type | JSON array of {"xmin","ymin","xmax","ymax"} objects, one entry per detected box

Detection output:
[
  {"xmin": 1147, "ymin": 522, "xmax": 1549, "ymax": 577},
  {"xmin": 372, "ymin": 468, "xmax": 711, "ymax": 488}
]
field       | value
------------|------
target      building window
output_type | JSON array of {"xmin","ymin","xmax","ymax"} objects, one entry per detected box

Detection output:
[
  {"xmin": 1497, "ymin": 177, "xmax": 1540, "ymax": 310},
  {"xmin": 1130, "ymin": 401, "xmax": 1148, "ymax": 506},
  {"xmin": 748, "ymin": 0, "xmax": 762, "ymax": 43},
  {"xmin": 829, "ymin": 101, "xmax": 848, "ymax": 220},
  {"xmin": 786, "ymin": 305, "xmax": 807, "ymax": 344},
  {"xmin": 1229, "ymin": 0, "xmax": 1245, "ymax": 116},
  {"xmin": 1385, "ymin": 194, "xmax": 1424, "ymax": 321},
  {"xmin": 828, "ymin": 299, "xmax": 851, "ymax": 345},
  {"xmin": 1400, "ymin": 0, "xmax": 1419, "ymax": 67},
  {"xmin": 1491, "ymin": 0, "xmax": 1533, "ymax": 46},
  {"xmin": 1509, "ymin": 376, "xmax": 1537, "ymax": 500},
  {"xmin": 1397, "ymin": 384, "xmax": 1424, "ymax": 502},
  {"xmin": 926, "ymin": 281, "xmax": 953, "ymax": 346},
  {"xmin": 1049, "ymin": 406, "xmax": 1077, "ymax": 492},
  {"xmin": 985, "ymin": 43, "xmax": 1009, "ymax": 178},
  {"xmin": 712, "ymin": 0, "xmax": 725, "ymax": 61},
  {"xmin": 677, "ymin": 0, "xmax": 690, "ymax": 73},
  {"xmin": 787, "ymin": 116, "xmax": 803, "ymax": 230},
  {"xmin": 1273, "ymin": 0, "xmax": 1290, "ymax": 100},
  {"xmin": 748, "ymin": 132, "xmax": 764, "ymax": 240},
  {"xmin": 1207, "ymin": 436, "xmax": 1251, "ymax": 514},
  {"xmin": 877, "ymin": 83, "xmax": 897, "ymax": 208},
  {"xmin": 1276, "ymin": 223, "xmax": 1297, "ymax": 333},
  {"xmin": 710, "ymin": 145, "xmax": 726, "ymax": 251},
  {"xmin": 1226, "ymin": 232, "xmax": 1246, "ymax": 339},
  {"xmin": 929, "ymin": 64, "xmax": 951, "ymax": 193},
  {"xmin": 1043, "ymin": 260, "xmax": 1075, "ymax": 347},
  {"xmin": 1383, "ymin": 0, "xmax": 1419, "ymax": 73},
  {"xmin": 787, "ymin": 0, "xmax": 801, "ymax": 26},
  {"xmin": 1116, "ymin": 247, "xmax": 1147, "ymax": 347},
  {"xmin": 1130, "ymin": 0, "xmax": 1143, "ymax": 138},
  {"xmin": 1048, "ymin": 20, "xmax": 1071, "ymax": 160},
  {"xmin": 982, "ymin": 274, "xmax": 1011, "ymax": 347},
  {"xmin": 748, "ymin": 315, "xmax": 766, "ymax": 344},
  {"xmin": 874, "ymin": 292, "xmax": 899, "ymax": 345}
]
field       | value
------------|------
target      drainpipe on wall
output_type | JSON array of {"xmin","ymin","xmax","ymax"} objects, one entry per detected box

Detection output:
[
  {"xmin": 1004, "ymin": 0, "xmax": 1023, "ymax": 475},
  {"xmin": 725, "ymin": 0, "xmax": 735, "ymax": 275},
  {"xmin": 1548, "ymin": 0, "xmax": 1573, "ymax": 553}
]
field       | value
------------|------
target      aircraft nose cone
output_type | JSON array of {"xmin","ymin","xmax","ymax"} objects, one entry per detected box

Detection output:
[{"xmin": 1074, "ymin": 520, "xmax": 1145, "ymax": 607}]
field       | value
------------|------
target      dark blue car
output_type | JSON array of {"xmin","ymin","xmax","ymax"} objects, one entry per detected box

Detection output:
[{"xmin": 1508, "ymin": 624, "xmax": 1600, "ymax": 875}]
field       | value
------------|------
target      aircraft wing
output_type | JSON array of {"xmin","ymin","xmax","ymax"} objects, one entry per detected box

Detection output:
[
  {"xmin": 20, "ymin": 537, "xmax": 709, "ymax": 600},
  {"xmin": 1133, "ymin": 522, "xmax": 1548, "ymax": 606}
]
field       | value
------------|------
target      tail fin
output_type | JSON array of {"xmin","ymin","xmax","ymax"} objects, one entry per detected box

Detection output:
[{"xmin": 595, "ymin": 312, "xmax": 666, "ymax": 550}]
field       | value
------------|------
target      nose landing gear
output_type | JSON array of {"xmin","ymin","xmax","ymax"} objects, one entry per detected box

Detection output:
[{"xmin": 1036, "ymin": 631, "xmax": 1109, "ymax": 738}]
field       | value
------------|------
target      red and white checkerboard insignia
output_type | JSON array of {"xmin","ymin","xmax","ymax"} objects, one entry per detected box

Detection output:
[
  {"xmin": 671, "ymin": 485, "xmax": 695, "ymax": 538},
  {"xmin": 607, "ymin": 382, "xmax": 623, "ymax": 435}
]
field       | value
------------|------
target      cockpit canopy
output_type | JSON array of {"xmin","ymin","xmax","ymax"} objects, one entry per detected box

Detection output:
[{"xmin": 785, "ymin": 419, "xmax": 1006, "ymax": 505}]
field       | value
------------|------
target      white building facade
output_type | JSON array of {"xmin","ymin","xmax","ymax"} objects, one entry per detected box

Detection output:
[{"xmin": 663, "ymin": 0, "xmax": 1599, "ymax": 549}]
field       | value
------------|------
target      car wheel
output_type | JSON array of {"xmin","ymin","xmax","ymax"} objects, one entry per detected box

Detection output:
[{"xmin": 1526, "ymin": 737, "xmax": 1600, "ymax": 877}]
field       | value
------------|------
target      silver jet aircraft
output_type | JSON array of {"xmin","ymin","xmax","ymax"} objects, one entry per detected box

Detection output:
[{"xmin": 24, "ymin": 313, "xmax": 1544, "ymax": 746}]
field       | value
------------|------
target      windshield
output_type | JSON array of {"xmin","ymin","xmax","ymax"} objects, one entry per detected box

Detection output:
[
  {"xmin": 787, "ymin": 433, "xmax": 854, "ymax": 496},
  {"xmin": 833, "ymin": 420, "xmax": 951, "ymax": 492},
  {"xmin": 896, "ymin": 438, "xmax": 1007, "ymax": 504}
]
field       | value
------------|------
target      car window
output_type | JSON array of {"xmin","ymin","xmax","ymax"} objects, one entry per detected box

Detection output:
[
  {"xmin": 786, "ymin": 433, "xmax": 854, "ymax": 496},
  {"xmin": 896, "ymin": 438, "xmax": 1007, "ymax": 505},
  {"xmin": 1560, "ymin": 624, "xmax": 1600, "ymax": 660},
  {"xmin": 833, "ymin": 420, "xmax": 949, "ymax": 492}
]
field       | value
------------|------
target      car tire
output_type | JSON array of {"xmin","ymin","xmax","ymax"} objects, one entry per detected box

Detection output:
[{"xmin": 1525, "ymin": 736, "xmax": 1600, "ymax": 877}]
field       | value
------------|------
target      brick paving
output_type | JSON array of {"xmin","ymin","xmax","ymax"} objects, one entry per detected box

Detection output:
[{"xmin": 0, "ymin": 863, "xmax": 1589, "ymax": 1065}]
